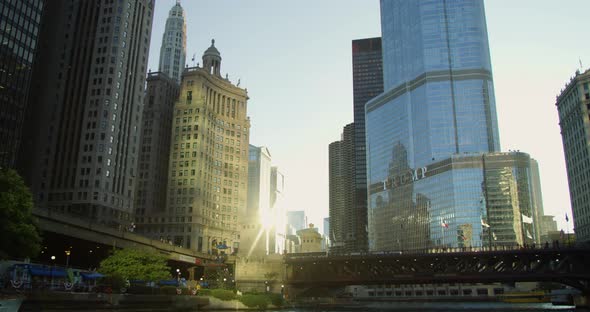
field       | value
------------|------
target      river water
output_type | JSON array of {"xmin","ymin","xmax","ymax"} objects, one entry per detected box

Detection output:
[
  {"xmin": 36, "ymin": 302, "xmax": 577, "ymax": 311},
  {"xmin": 285, "ymin": 302, "xmax": 577, "ymax": 312}
]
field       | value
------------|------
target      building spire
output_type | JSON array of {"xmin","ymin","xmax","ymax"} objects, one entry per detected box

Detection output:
[{"xmin": 176, "ymin": 0, "xmax": 181, "ymax": 5}]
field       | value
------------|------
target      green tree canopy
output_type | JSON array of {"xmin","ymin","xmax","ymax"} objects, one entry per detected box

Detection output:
[
  {"xmin": 0, "ymin": 168, "xmax": 41, "ymax": 259},
  {"xmin": 98, "ymin": 248, "xmax": 171, "ymax": 281}
]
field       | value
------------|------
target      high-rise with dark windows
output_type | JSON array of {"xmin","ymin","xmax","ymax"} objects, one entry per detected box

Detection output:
[
  {"xmin": 367, "ymin": 0, "xmax": 542, "ymax": 251},
  {"xmin": 158, "ymin": 1, "xmax": 186, "ymax": 84},
  {"xmin": 134, "ymin": 72, "xmax": 179, "ymax": 219},
  {"xmin": 350, "ymin": 37, "xmax": 383, "ymax": 252},
  {"xmin": 0, "ymin": 0, "xmax": 44, "ymax": 169},
  {"xmin": 329, "ymin": 123, "xmax": 358, "ymax": 252},
  {"xmin": 27, "ymin": 0, "xmax": 155, "ymax": 228}
]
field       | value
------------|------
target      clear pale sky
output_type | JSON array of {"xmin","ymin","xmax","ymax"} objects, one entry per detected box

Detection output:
[{"xmin": 148, "ymin": 0, "xmax": 590, "ymax": 234}]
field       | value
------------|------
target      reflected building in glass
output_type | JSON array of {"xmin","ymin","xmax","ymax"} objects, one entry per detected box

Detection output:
[{"xmin": 367, "ymin": 0, "xmax": 541, "ymax": 251}]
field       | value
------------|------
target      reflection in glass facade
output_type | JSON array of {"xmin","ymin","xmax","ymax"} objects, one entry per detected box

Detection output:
[
  {"xmin": 366, "ymin": 1, "xmax": 539, "ymax": 251},
  {"xmin": 372, "ymin": 0, "xmax": 500, "ymax": 170},
  {"xmin": 368, "ymin": 153, "xmax": 538, "ymax": 251}
]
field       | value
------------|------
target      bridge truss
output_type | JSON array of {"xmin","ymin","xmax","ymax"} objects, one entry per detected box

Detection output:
[{"xmin": 285, "ymin": 248, "xmax": 590, "ymax": 291}]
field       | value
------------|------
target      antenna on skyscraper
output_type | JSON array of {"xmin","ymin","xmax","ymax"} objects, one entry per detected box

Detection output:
[
  {"xmin": 580, "ymin": 58, "xmax": 584, "ymax": 70},
  {"xmin": 192, "ymin": 53, "xmax": 196, "ymax": 67}
]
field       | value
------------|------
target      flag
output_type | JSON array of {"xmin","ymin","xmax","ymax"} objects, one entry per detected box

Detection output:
[
  {"xmin": 481, "ymin": 219, "xmax": 490, "ymax": 228},
  {"xmin": 441, "ymin": 219, "xmax": 449, "ymax": 228},
  {"xmin": 526, "ymin": 229, "xmax": 533, "ymax": 239},
  {"xmin": 565, "ymin": 213, "xmax": 569, "ymax": 222},
  {"xmin": 492, "ymin": 232, "xmax": 497, "ymax": 241},
  {"xmin": 521, "ymin": 214, "xmax": 533, "ymax": 224},
  {"xmin": 192, "ymin": 53, "xmax": 196, "ymax": 62}
]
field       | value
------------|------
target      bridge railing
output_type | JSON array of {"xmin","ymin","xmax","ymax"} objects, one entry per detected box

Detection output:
[{"xmin": 285, "ymin": 243, "xmax": 581, "ymax": 261}]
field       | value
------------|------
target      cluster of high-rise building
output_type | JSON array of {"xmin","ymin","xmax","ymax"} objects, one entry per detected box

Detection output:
[
  {"xmin": 2, "ymin": 0, "xmax": 589, "ymax": 263},
  {"xmin": 0, "ymin": 0, "xmax": 295, "ymax": 259},
  {"xmin": 329, "ymin": 0, "xmax": 587, "ymax": 252}
]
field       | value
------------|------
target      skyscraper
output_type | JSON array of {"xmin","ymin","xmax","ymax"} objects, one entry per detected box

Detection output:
[
  {"xmin": 375, "ymin": 0, "xmax": 500, "ymax": 166},
  {"xmin": 270, "ymin": 166, "xmax": 287, "ymax": 254},
  {"xmin": 243, "ymin": 144, "xmax": 272, "ymax": 256},
  {"xmin": 28, "ymin": 0, "xmax": 154, "ymax": 227},
  {"xmin": 287, "ymin": 211, "xmax": 305, "ymax": 235},
  {"xmin": 556, "ymin": 69, "xmax": 590, "ymax": 242},
  {"xmin": 158, "ymin": 1, "xmax": 186, "ymax": 84},
  {"xmin": 135, "ymin": 72, "xmax": 179, "ymax": 219},
  {"xmin": 0, "ymin": 0, "xmax": 45, "ymax": 169},
  {"xmin": 366, "ymin": 0, "xmax": 540, "ymax": 251},
  {"xmin": 329, "ymin": 123, "xmax": 361, "ymax": 252},
  {"xmin": 140, "ymin": 40, "xmax": 250, "ymax": 253},
  {"xmin": 350, "ymin": 37, "xmax": 384, "ymax": 252}
]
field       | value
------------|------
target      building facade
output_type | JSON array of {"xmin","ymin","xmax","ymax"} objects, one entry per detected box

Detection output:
[
  {"xmin": 287, "ymin": 211, "xmax": 305, "ymax": 235},
  {"xmin": 556, "ymin": 69, "xmax": 590, "ymax": 242},
  {"xmin": 28, "ymin": 0, "xmax": 154, "ymax": 227},
  {"xmin": 367, "ymin": 152, "xmax": 539, "ymax": 250},
  {"xmin": 351, "ymin": 37, "xmax": 383, "ymax": 252},
  {"xmin": 540, "ymin": 215, "xmax": 558, "ymax": 242},
  {"xmin": 366, "ymin": 0, "xmax": 542, "ymax": 251},
  {"xmin": 135, "ymin": 72, "xmax": 179, "ymax": 218},
  {"xmin": 139, "ymin": 40, "xmax": 250, "ymax": 253},
  {"xmin": 529, "ymin": 158, "xmax": 545, "ymax": 243},
  {"xmin": 158, "ymin": 1, "xmax": 186, "ymax": 84},
  {"xmin": 323, "ymin": 217, "xmax": 330, "ymax": 249},
  {"xmin": 329, "ymin": 123, "xmax": 360, "ymax": 252},
  {"xmin": 270, "ymin": 166, "xmax": 287, "ymax": 254},
  {"xmin": 242, "ymin": 145, "xmax": 272, "ymax": 257},
  {"xmin": 0, "ymin": 0, "xmax": 44, "ymax": 169},
  {"xmin": 297, "ymin": 225, "xmax": 322, "ymax": 253}
]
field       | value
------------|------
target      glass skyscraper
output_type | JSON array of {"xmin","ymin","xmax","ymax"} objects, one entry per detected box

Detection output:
[
  {"xmin": 375, "ymin": 0, "xmax": 500, "ymax": 168},
  {"xmin": 366, "ymin": 0, "xmax": 540, "ymax": 251}
]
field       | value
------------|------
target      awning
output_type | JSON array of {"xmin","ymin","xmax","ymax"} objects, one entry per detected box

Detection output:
[
  {"xmin": 29, "ymin": 266, "xmax": 67, "ymax": 277},
  {"xmin": 81, "ymin": 272, "xmax": 104, "ymax": 280}
]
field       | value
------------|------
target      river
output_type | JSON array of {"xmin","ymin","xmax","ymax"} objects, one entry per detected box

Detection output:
[
  {"xmin": 285, "ymin": 302, "xmax": 577, "ymax": 312},
  {"xmin": 27, "ymin": 302, "xmax": 577, "ymax": 312}
]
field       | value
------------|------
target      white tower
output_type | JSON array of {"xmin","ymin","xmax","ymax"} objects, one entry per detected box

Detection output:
[{"xmin": 158, "ymin": 0, "xmax": 186, "ymax": 84}]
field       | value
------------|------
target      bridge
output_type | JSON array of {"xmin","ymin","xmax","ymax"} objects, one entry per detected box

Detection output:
[
  {"xmin": 33, "ymin": 208, "xmax": 232, "ymax": 270},
  {"xmin": 284, "ymin": 247, "xmax": 590, "ymax": 292}
]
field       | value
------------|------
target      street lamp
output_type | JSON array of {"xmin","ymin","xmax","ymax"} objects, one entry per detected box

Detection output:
[
  {"xmin": 50, "ymin": 256, "xmax": 56, "ymax": 289},
  {"xmin": 176, "ymin": 269, "xmax": 181, "ymax": 282},
  {"xmin": 65, "ymin": 250, "xmax": 71, "ymax": 267}
]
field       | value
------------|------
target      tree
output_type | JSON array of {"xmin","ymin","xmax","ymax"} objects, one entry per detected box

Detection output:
[
  {"xmin": 0, "ymin": 168, "xmax": 41, "ymax": 259},
  {"xmin": 98, "ymin": 248, "xmax": 171, "ymax": 282}
]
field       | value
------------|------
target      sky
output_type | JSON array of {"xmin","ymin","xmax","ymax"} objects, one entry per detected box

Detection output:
[{"xmin": 147, "ymin": 0, "xmax": 590, "ymax": 234}]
